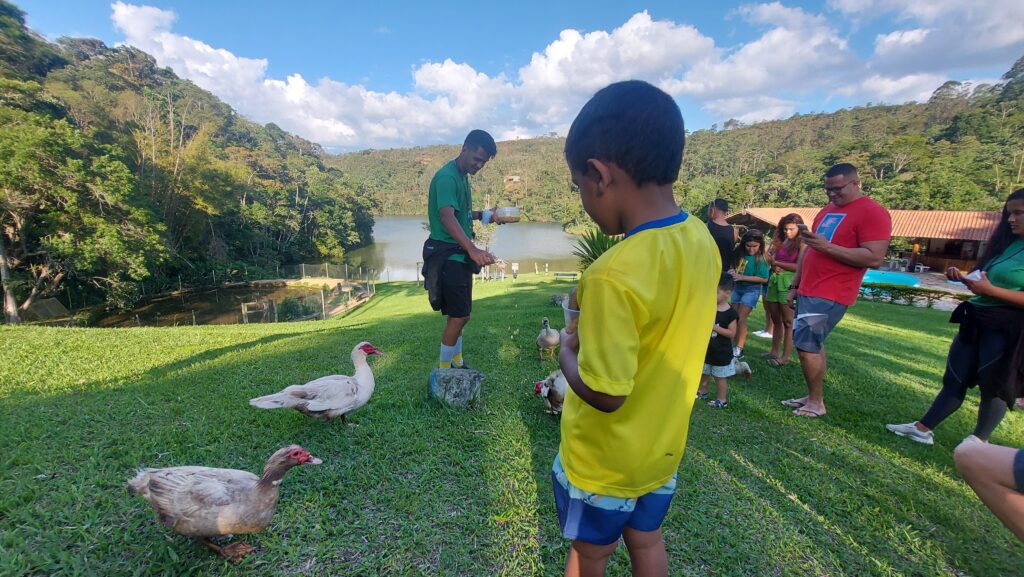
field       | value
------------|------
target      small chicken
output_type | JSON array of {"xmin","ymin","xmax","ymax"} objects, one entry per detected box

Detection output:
[
  {"xmin": 536, "ymin": 317, "xmax": 560, "ymax": 360},
  {"xmin": 534, "ymin": 369, "xmax": 569, "ymax": 414},
  {"xmin": 249, "ymin": 341, "xmax": 383, "ymax": 426},
  {"xmin": 128, "ymin": 445, "xmax": 321, "ymax": 562}
]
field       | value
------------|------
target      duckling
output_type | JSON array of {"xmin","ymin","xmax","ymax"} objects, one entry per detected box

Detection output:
[
  {"xmin": 537, "ymin": 317, "xmax": 560, "ymax": 360},
  {"xmin": 534, "ymin": 369, "xmax": 569, "ymax": 414}
]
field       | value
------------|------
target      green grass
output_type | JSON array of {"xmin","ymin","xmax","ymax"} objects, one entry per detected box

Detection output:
[{"xmin": 1, "ymin": 274, "xmax": 1023, "ymax": 576}]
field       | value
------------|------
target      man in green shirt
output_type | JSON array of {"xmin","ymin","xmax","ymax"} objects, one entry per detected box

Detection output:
[{"xmin": 426, "ymin": 129, "xmax": 498, "ymax": 369}]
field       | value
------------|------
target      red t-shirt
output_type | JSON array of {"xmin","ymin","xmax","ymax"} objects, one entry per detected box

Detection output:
[{"xmin": 798, "ymin": 196, "xmax": 892, "ymax": 306}]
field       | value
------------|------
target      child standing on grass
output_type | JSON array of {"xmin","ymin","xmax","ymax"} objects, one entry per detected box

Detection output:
[
  {"xmin": 697, "ymin": 275, "xmax": 741, "ymax": 408},
  {"xmin": 554, "ymin": 80, "xmax": 719, "ymax": 576}
]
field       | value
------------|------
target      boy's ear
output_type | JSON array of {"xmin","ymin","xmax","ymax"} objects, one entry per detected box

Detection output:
[{"xmin": 587, "ymin": 159, "xmax": 613, "ymax": 188}]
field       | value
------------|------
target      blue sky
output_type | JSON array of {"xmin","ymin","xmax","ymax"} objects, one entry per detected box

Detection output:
[{"xmin": 16, "ymin": 1, "xmax": 1024, "ymax": 151}]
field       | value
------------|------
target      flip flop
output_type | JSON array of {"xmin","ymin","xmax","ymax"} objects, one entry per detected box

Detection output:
[
  {"xmin": 767, "ymin": 357, "xmax": 789, "ymax": 367},
  {"xmin": 761, "ymin": 352, "xmax": 778, "ymax": 359},
  {"xmin": 793, "ymin": 408, "xmax": 825, "ymax": 418},
  {"xmin": 781, "ymin": 398, "xmax": 806, "ymax": 408}
]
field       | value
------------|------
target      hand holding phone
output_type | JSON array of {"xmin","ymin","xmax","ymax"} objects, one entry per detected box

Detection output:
[
  {"xmin": 796, "ymin": 223, "xmax": 810, "ymax": 235},
  {"xmin": 965, "ymin": 270, "xmax": 983, "ymax": 282}
]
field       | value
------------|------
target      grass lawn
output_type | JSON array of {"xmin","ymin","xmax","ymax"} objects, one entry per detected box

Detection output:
[{"xmin": 2, "ymin": 274, "xmax": 1023, "ymax": 576}]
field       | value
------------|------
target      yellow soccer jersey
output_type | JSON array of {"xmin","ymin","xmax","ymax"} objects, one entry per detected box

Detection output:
[{"xmin": 559, "ymin": 213, "xmax": 720, "ymax": 498}]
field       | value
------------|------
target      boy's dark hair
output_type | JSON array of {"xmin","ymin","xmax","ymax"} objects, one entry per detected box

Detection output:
[
  {"xmin": 718, "ymin": 273, "xmax": 734, "ymax": 292},
  {"xmin": 464, "ymin": 129, "xmax": 497, "ymax": 158},
  {"xmin": 564, "ymin": 80, "xmax": 685, "ymax": 186},
  {"xmin": 711, "ymin": 198, "xmax": 729, "ymax": 213},
  {"xmin": 825, "ymin": 163, "xmax": 858, "ymax": 180}
]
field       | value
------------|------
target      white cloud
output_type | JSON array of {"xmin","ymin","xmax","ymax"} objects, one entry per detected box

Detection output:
[
  {"xmin": 704, "ymin": 96, "xmax": 797, "ymax": 124},
  {"xmin": 837, "ymin": 72, "xmax": 947, "ymax": 104},
  {"xmin": 828, "ymin": 0, "xmax": 1024, "ymax": 74},
  {"xmin": 514, "ymin": 12, "xmax": 716, "ymax": 126},
  {"xmin": 667, "ymin": 3, "xmax": 855, "ymax": 99},
  {"xmin": 107, "ymin": 2, "xmax": 1019, "ymax": 149}
]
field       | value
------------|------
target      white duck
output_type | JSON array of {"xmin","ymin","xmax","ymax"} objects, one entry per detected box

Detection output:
[
  {"xmin": 128, "ymin": 445, "xmax": 322, "ymax": 562},
  {"xmin": 249, "ymin": 341, "xmax": 383, "ymax": 426},
  {"xmin": 536, "ymin": 317, "xmax": 560, "ymax": 360},
  {"xmin": 534, "ymin": 369, "xmax": 569, "ymax": 414}
]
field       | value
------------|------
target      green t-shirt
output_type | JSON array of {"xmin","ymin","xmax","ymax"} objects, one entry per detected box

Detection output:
[
  {"xmin": 736, "ymin": 254, "xmax": 770, "ymax": 289},
  {"xmin": 972, "ymin": 238, "xmax": 1024, "ymax": 306},
  {"xmin": 427, "ymin": 160, "xmax": 472, "ymax": 263}
]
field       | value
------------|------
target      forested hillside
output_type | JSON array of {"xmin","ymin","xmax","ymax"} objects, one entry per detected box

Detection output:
[
  {"xmin": 331, "ymin": 57, "xmax": 1024, "ymax": 231},
  {"xmin": 0, "ymin": 1, "xmax": 375, "ymax": 321}
]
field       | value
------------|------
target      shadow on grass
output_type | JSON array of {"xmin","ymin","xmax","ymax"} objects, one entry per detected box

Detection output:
[{"xmin": 3, "ymin": 283, "xmax": 1023, "ymax": 576}]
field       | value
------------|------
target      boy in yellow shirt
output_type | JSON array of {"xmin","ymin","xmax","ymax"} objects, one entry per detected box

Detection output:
[{"xmin": 554, "ymin": 81, "xmax": 719, "ymax": 575}]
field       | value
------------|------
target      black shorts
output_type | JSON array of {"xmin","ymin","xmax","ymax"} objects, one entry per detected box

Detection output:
[{"xmin": 440, "ymin": 259, "xmax": 473, "ymax": 318}]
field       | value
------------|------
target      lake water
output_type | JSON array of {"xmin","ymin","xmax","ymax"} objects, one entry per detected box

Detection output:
[{"xmin": 346, "ymin": 216, "xmax": 580, "ymax": 281}]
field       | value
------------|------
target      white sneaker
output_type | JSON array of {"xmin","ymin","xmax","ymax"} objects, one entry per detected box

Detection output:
[
  {"xmin": 886, "ymin": 422, "xmax": 934, "ymax": 445},
  {"xmin": 752, "ymin": 330, "xmax": 772, "ymax": 339}
]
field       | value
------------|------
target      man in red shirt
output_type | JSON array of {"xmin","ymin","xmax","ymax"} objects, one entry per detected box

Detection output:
[{"xmin": 783, "ymin": 164, "xmax": 892, "ymax": 417}]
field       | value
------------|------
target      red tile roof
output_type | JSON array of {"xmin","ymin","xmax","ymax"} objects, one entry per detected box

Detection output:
[{"xmin": 727, "ymin": 208, "xmax": 1001, "ymax": 241}]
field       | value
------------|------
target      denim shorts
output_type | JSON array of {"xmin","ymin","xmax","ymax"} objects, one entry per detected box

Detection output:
[
  {"xmin": 703, "ymin": 362, "xmax": 736, "ymax": 378},
  {"xmin": 552, "ymin": 453, "xmax": 677, "ymax": 546},
  {"xmin": 793, "ymin": 296, "xmax": 847, "ymax": 353},
  {"xmin": 730, "ymin": 283, "xmax": 762, "ymax": 309}
]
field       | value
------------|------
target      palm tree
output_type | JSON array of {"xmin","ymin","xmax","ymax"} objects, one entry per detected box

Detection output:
[{"xmin": 572, "ymin": 228, "xmax": 621, "ymax": 272}]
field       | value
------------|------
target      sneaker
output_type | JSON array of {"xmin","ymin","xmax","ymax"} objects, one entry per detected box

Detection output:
[
  {"xmin": 708, "ymin": 399, "xmax": 728, "ymax": 408},
  {"xmin": 752, "ymin": 330, "xmax": 773, "ymax": 339},
  {"xmin": 733, "ymin": 346, "xmax": 743, "ymax": 358},
  {"xmin": 886, "ymin": 422, "xmax": 934, "ymax": 445}
]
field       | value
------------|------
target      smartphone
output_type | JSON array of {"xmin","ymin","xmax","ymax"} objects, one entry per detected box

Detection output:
[{"xmin": 796, "ymin": 224, "xmax": 810, "ymax": 235}]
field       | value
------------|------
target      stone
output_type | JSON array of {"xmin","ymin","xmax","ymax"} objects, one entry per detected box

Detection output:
[{"xmin": 428, "ymin": 368, "xmax": 484, "ymax": 408}]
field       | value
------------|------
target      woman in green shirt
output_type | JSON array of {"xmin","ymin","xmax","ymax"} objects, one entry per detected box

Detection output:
[
  {"xmin": 888, "ymin": 188, "xmax": 1024, "ymax": 445},
  {"xmin": 729, "ymin": 229, "xmax": 771, "ymax": 359}
]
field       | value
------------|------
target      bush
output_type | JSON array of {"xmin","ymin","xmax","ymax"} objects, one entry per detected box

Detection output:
[
  {"xmin": 276, "ymin": 297, "xmax": 316, "ymax": 321},
  {"xmin": 859, "ymin": 283, "xmax": 960, "ymax": 308}
]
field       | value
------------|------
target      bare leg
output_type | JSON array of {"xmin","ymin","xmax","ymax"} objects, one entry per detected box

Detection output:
[
  {"xmin": 714, "ymin": 376, "xmax": 729, "ymax": 404},
  {"xmin": 623, "ymin": 526, "xmax": 668, "ymax": 577},
  {"xmin": 795, "ymin": 347, "xmax": 827, "ymax": 416},
  {"xmin": 764, "ymin": 301, "xmax": 782, "ymax": 358},
  {"xmin": 734, "ymin": 304, "xmax": 753, "ymax": 351},
  {"xmin": 565, "ymin": 539, "xmax": 618, "ymax": 577},
  {"xmin": 442, "ymin": 315, "xmax": 469, "ymax": 346},
  {"xmin": 697, "ymin": 374, "xmax": 710, "ymax": 397},
  {"xmin": 955, "ymin": 442, "xmax": 1024, "ymax": 540},
  {"xmin": 780, "ymin": 304, "xmax": 795, "ymax": 362}
]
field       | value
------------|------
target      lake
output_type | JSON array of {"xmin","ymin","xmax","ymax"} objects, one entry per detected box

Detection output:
[{"xmin": 346, "ymin": 216, "xmax": 580, "ymax": 281}]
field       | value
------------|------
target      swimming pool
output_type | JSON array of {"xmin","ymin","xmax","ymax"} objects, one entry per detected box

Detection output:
[{"xmin": 862, "ymin": 269, "xmax": 920, "ymax": 286}]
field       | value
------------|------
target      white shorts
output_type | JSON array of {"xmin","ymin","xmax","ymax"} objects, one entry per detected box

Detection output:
[{"xmin": 703, "ymin": 362, "xmax": 736, "ymax": 378}]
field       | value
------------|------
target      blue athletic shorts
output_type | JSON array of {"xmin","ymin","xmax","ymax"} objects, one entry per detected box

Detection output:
[{"xmin": 551, "ymin": 453, "xmax": 676, "ymax": 546}]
